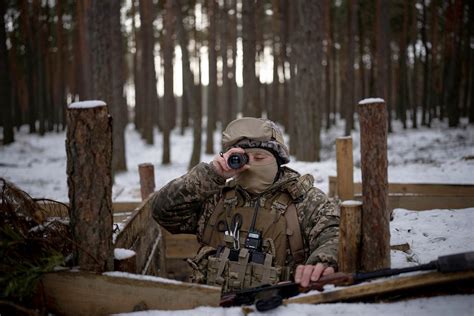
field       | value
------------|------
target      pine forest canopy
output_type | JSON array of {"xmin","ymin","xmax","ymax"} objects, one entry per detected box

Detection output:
[{"xmin": 0, "ymin": 0, "xmax": 473, "ymax": 167}]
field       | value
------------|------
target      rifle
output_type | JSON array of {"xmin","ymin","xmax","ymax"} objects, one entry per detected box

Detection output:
[{"xmin": 220, "ymin": 251, "xmax": 474, "ymax": 311}]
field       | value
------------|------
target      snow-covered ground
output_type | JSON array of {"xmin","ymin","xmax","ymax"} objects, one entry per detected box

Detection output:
[{"xmin": 1, "ymin": 118, "xmax": 474, "ymax": 315}]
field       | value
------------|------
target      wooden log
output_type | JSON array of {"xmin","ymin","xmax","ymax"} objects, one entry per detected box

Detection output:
[
  {"xmin": 39, "ymin": 270, "xmax": 221, "ymax": 315},
  {"xmin": 138, "ymin": 163, "xmax": 155, "ymax": 200},
  {"xmin": 328, "ymin": 176, "xmax": 474, "ymax": 197},
  {"xmin": 336, "ymin": 137, "xmax": 354, "ymax": 200},
  {"xmin": 358, "ymin": 98, "xmax": 390, "ymax": 271},
  {"xmin": 66, "ymin": 100, "xmax": 113, "ymax": 272},
  {"xmin": 286, "ymin": 270, "xmax": 474, "ymax": 305},
  {"xmin": 338, "ymin": 201, "xmax": 362, "ymax": 273},
  {"xmin": 114, "ymin": 248, "xmax": 137, "ymax": 274}
]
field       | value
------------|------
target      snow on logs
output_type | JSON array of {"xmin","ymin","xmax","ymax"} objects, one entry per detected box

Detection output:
[
  {"xmin": 66, "ymin": 100, "xmax": 113, "ymax": 273},
  {"xmin": 358, "ymin": 98, "xmax": 390, "ymax": 271}
]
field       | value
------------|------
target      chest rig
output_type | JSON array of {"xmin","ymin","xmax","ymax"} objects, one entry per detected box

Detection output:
[{"xmin": 194, "ymin": 176, "xmax": 309, "ymax": 293}]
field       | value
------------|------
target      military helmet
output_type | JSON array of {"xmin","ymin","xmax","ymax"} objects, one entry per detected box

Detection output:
[{"xmin": 222, "ymin": 117, "xmax": 290, "ymax": 164}]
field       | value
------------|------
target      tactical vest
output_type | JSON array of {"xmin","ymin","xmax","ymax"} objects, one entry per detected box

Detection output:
[{"xmin": 188, "ymin": 174, "xmax": 312, "ymax": 293}]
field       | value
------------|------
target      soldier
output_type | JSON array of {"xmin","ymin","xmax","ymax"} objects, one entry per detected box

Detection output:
[{"xmin": 151, "ymin": 117, "xmax": 339, "ymax": 292}]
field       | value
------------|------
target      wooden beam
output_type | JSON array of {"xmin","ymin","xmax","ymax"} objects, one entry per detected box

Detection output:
[
  {"xmin": 329, "ymin": 176, "xmax": 474, "ymax": 197},
  {"xmin": 286, "ymin": 270, "xmax": 474, "ymax": 305},
  {"xmin": 40, "ymin": 270, "xmax": 221, "ymax": 315}
]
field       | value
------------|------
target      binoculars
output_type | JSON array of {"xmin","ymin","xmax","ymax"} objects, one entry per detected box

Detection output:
[{"xmin": 227, "ymin": 152, "xmax": 249, "ymax": 169}]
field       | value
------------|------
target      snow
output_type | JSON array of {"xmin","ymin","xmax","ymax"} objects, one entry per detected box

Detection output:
[
  {"xmin": 1, "ymin": 117, "xmax": 473, "ymax": 315},
  {"xmin": 114, "ymin": 248, "xmax": 136, "ymax": 260},
  {"xmin": 103, "ymin": 271, "xmax": 184, "ymax": 285},
  {"xmin": 68, "ymin": 100, "xmax": 106, "ymax": 109},
  {"xmin": 358, "ymin": 98, "xmax": 385, "ymax": 105},
  {"xmin": 341, "ymin": 200, "xmax": 362, "ymax": 207}
]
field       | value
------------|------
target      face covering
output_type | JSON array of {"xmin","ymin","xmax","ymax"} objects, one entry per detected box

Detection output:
[{"xmin": 234, "ymin": 158, "xmax": 278, "ymax": 194}]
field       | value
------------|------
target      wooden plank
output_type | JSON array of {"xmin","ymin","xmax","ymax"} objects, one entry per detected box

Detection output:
[
  {"xmin": 39, "ymin": 201, "xmax": 141, "ymax": 216},
  {"xmin": 386, "ymin": 195, "xmax": 474, "ymax": 211},
  {"xmin": 286, "ymin": 270, "xmax": 474, "ymax": 305},
  {"xmin": 329, "ymin": 176, "xmax": 474, "ymax": 197},
  {"xmin": 347, "ymin": 195, "xmax": 474, "ymax": 212},
  {"xmin": 164, "ymin": 232, "xmax": 201, "ymax": 259},
  {"xmin": 40, "ymin": 270, "xmax": 221, "ymax": 315}
]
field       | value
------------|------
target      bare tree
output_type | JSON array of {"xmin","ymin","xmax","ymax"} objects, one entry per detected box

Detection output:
[
  {"xmin": 174, "ymin": 0, "xmax": 201, "ymax": 169},
  {"xmin": 293, "ymin": 0, "xmax": 323, "ymax": 161},
  {"xmin": 162, "ymin": 0, "xmax": 176, "ymax": 164},
  {"xmin": 375, "ymin": 0, "xmax": 391, "ymax": 130},
  {"xmin": 242, "ymin": 0, "xmax": 259, "ymax": 117},
  {"xmin": 206, "ymin": 0, "xmax": 218, "ymax": 154},
  {"xmin": 139, "ymin": 0, "xmax": 158, "ymax": 144},
  {"xmin": 0, "ymin": 0, "xmax": 14, "ymax": 144}
]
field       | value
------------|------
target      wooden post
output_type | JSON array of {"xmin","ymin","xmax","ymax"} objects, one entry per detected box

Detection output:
[
  {"xmin": 137, "ymin": 163, "xmax": 167, "ymax": 277},
  {"xmin": 336, "ymin": 137, "xmax": 354, "ymax": 200},
  {"xmin": 66, "ymin": 100, "xmax": 113, "ymax": 272},
  {"xmin": 114, "ymin": 248, "xmax": 137, "ymax": 274},
  {"xmin": 358, "ymin": 98, "xmax": 390, "ymax": 271},
  {"xmin": 338, "ymin": 201, "xmax": 362, "ymax": 273},
  {"xmin": 138, "ymin": 163, "xmax": 155, "ymax": 200}
]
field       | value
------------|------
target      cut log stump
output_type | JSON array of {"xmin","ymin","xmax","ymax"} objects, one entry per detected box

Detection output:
[{"xmin": 66, "ymin": 100, "xmax": 113, "ymax": 272}]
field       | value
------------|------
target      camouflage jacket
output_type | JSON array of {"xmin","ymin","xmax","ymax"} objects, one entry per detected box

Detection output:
[{"xmin": 151, "ymin": 162, "xmax": 340, "ymax": 268}]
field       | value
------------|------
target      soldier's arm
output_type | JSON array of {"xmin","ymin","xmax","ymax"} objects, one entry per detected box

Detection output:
[
  {"xmin": 151, "ymin": 162, "xmax": 226, "ymax": 234},
  {"xmin": 298, "ymin": 188, "xmax": 340, "ymax": 269}
]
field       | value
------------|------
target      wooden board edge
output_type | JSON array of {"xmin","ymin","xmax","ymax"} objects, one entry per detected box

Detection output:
[
  {"xmin": 286, "ymin": 270, "xmax": 474, "ymax": 305},
  {"xmin": 40, "ymin": 270, "xmax": 221, "ymax": 315}
]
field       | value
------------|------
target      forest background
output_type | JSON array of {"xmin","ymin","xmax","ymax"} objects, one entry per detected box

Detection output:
[{"xmin": 0, "ymin": 0, "xmax": 472, "ymax": 172}]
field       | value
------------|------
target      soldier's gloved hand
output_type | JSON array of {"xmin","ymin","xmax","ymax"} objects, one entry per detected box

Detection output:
[
  {"xmin": 211, "ymin": 147, "xmax": 250, "ymax": 179},
  {"xmin": 294, "ymin": 263, "xmax": 335, "ymax": 288}
]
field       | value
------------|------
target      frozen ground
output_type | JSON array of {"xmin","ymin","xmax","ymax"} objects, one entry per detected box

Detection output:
[{"xmin": 1, "ymin": 118, "xmax": 473, "ymax": 315}]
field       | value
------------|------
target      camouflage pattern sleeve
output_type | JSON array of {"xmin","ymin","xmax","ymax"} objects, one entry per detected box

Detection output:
[
  {"xmin": 297, "ymin": 187, "xmax": 340, "ymax": 269},
  {"xmin": 151, "ymin": 162, "xmax": 226, "ymax": 234}
]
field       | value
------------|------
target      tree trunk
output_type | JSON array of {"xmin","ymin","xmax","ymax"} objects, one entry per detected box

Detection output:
[
  {"xmin": 19, "ymin": 0, "xmax": 36, "ymax": 133},
  {"xmin": 87, "ymin": 0, "xmax": 127, "ymax": 173},
  {"xmin": 66, "ymin": 102, "xmax": 113, "ymax": 273},
  {"xmin": 375, "ymin": 0, "xmax": 390, "ymax": 129},
  {"xmin": 411, "ymin": 0, "xmax": 419, "ymax": 128},
  {"xmin": 429, "ymin": 0, "xmax": 440, "ymax": 126},
  {"xmin": 242, "ymin": 0, "xmax": 259, "ymax": 117},
  {"xmin": 444, "ymin": 0, "xmax": 463, "ymax": 127},
  {"xmin": 281, "ymin": 0, "xmax": 290, "ymax": 129},
  {"xmin": 132, "ymin": 0, "xmax": 143, "ymax": 132},
  {"xmin": 162, "ymin": 0, "xmax": 176, "ymax": 165},
  {"xmin": 0, "ymin": 0, "xmax": 14, "ymax": 144},
  {"xmin": 110, "ymin": 0, "xmax": 128, "ymax": 172},
  {"xmin": 358, "ymin": 100, "xmax": 390, "ymax": 272},
  {"xmin": 421, "ymin": 1, "xmax": 430, "ymax": 126},
  {"xmin": 271, "ymin": 0, "xmax": 281, "ymax": 124},
  {"xmin": 397, "ymin": 1, "xmax": 409, "ymax": 129},
  {"xmin": 469, "ymin": 1, "xmax": 474, "ymax": 124},
  {"xmin": 221, "ymin": 0, "xmax": 231, "ymax": 127},
  {"xmin": 293, "ymin": 0, "xmax": 323, "ymax": 161},
  {"xmin": 76, "ymin": 0, "xmax": 93, "ymax": 100},
  {"xmin": 344, "ymin": 0, "xmax": 357, "ymax": 136},
  {"xmin": 324, "ymin": 0, "xmax": 333, "ymax": 130},
  {"xmin": 206, "ymin": 0, "xmax": 217, "ymax": 155},
  {"xmin": 174, "ymin": 0, "xmax": 201, "ymax": 169},
  {"xmin": 139, "ymin": 0, "xmax": 158, "ymax": 144},
  {"xmin": 54, "ymin": 0, "xmax": 66, "ymax": 131}
]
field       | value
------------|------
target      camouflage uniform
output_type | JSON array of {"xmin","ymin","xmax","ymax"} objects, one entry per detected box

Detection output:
[{"xmin": 151, "ymin": 161, "xmax": 340, "ymax": 273}]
